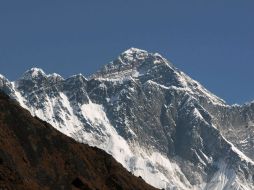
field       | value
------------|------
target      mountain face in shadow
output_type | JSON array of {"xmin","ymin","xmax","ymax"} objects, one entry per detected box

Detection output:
[{"xmin": 0, "ymin": 92, "xmax": 158, "ymax": 190}]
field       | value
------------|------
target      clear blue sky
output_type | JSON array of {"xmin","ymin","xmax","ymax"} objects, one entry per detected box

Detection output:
[{"xmin": 0, "ymin": 0, "xmax": 253, "ymax": 104}]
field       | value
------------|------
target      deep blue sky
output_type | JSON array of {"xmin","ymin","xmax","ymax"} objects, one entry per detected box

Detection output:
[{"xmin": 0, "ymin": 1, "xmax": 253, "ymax": 104}]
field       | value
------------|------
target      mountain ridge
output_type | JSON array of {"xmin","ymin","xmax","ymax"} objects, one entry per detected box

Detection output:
[{"xmin": 1, "ymin": 48, "xmax": 254, "ymax": 189}]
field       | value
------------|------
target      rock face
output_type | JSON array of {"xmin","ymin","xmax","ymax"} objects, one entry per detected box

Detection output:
[
  {"xmin": 1, "ymin": 48, "xmax": 254, "ymax": 189},
  {"xmin": 0, "ymin": 92, "xmax": 158, "ymax": 190}
]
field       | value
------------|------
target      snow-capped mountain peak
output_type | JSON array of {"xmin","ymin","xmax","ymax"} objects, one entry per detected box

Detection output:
[
  {"xmin": 91, "ymin": 48, "xmax": 172, "ymax": 80},
  {"xmin": 21, "ymin": 67, "xmax": 47, "ymax": 80},
  {"xmin": 1, "ymin": 48, "xmax": 254, "ymax": 190},
  {"xmin": 120, "ymin": 47, "xmax": 149, "ymax": 64},
  {"xmin": 20, "ymin": 67, "xmax": 64, "ymax": 82},
  {"xmin": 119, "ymin": 47, "xmax": 171, "ymax": 67},
  {"xmin": 122, "ymin": 47, "xmax": 147, "ymax": 54}
]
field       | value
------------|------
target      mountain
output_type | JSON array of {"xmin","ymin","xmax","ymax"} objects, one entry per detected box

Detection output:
[
  {"xmin": 1, "ymin": 48, "xmax": 254, "ymax": 189},
  {"xmin": 0, "ymin": 91, "xmax": 158, "ymax": 190}
]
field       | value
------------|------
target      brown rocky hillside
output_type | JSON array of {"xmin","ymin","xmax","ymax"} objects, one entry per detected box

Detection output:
[{"xmin": 0, "ymin": 92, "xmax": 158, "ymax": 190}]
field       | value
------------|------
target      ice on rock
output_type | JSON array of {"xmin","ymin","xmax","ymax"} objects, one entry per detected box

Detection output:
[
  {"xmin": 48, "ymin": 73, "xmax": 64, "ymax": 82},
  {"xmin": 0, "ymin": 74, "xmax": 6, "ymax": 79}
]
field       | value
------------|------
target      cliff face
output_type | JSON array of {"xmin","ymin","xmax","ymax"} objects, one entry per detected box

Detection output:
[{"xmin": 0, "ymin": 92, "xmax": 158, "ymax": 190}]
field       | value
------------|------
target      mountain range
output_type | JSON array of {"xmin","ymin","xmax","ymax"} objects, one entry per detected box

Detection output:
[{"xmin": 0, "ymin": 48, "xmax": 253, "ymax": 189}]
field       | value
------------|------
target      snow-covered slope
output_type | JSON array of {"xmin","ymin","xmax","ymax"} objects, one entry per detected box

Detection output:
[{"xmin": 1, "ymin": 48, "xmax": 254, "ymax": 190}]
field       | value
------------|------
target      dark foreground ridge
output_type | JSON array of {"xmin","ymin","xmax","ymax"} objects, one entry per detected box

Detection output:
[{"xmin": 0, "ymin": 92, "xmax": 158, "ymax": 190}]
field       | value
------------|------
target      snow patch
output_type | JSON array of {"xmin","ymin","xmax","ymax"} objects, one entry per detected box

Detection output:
[
  {"xmin": 11, "ymin": 82, "xmax": 29, "ymax": 111},
  {"xmin": 0, "ymin": 74, "xmax": 6, "ymax": 79},
  {"xmin": 222, "ymin": 135, "xmax": 254, "ymax": 165},
  {"xmin": 80, "ymin": 101, "xmax": 194, "ymax": 190}
]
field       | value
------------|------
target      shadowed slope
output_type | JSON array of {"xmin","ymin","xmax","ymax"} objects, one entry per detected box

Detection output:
[{"xmin": 0, "ymin": 92, "xmax": 158, "ymax": 190}]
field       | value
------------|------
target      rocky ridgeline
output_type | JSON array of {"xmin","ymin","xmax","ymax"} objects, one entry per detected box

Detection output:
[{"xmin": 0, "ymin": 48, "xmax": 254, "ymax": 189}]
